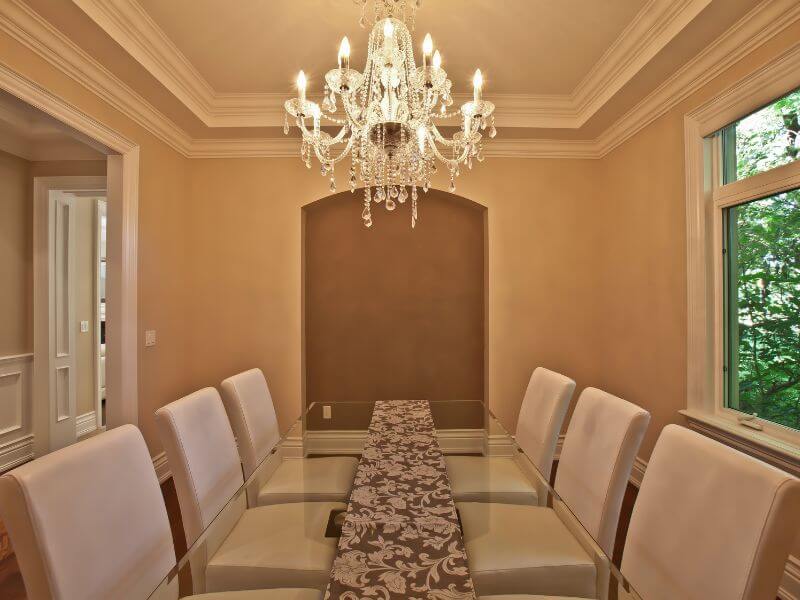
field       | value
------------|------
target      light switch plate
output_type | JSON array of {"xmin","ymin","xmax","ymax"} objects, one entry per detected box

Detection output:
[
  {"xmin": 323, "ymin": 405, "xmax": 332, "ymax": 419},
  {"xmin": 145, "ymin": 330, "xmax": 157, "ymax": 347},
  {"xmin": 80, "ymin": 320, "xmax": 89, "ymax": 333}
]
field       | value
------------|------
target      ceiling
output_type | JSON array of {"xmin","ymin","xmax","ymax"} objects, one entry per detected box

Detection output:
[
  {"xmin": 3, "ymin": 0, "xmax": 779, "ymax": 154},
  {"xmin": 0, "ymin": 88, "xmax": 108, "ymax": 161},
  {"xmin": 134, "ymin": 0, "xmax": 648, "ymax": 96}
]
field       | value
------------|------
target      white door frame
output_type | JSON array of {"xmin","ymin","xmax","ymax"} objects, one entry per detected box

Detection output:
[{"xmin": 0, "ymin": 64, "xmax": 140, "ymax": 456}]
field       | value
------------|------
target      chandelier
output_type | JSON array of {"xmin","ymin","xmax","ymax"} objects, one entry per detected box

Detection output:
[{"xmin": 284, "ymin": 2, "xmax": 495, "ymax": 228}]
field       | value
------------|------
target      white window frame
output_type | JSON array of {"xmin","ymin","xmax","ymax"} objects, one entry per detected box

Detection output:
[{"xmin": 683, "ymin": 44, "xmax": 800, "ymax": 476}]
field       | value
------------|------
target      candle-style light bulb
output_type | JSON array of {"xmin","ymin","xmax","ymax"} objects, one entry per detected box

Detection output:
[
  {"xmin": 432, "ymin": 50, "xmax": 442, "ymax": 70},
  {"xmin": 383, "ymin": 19, "xmax": 394, "ymax": 39},
  {"xmin": 417, "ymin": 125, "xmax": 427, "ymax": 154},
  {"xmin": 473, "ymin": 69, "xmax": 483, "ymax": 103},
  {"xmin": 338, "ymin": 37, "xmax": 350, "ymax": 70},
  {"xmin": 422, "ymin": 33, "xmax": 433, "ymax": 67},
  {"xmin": 297, "ymin": 70, "xmax": 307, "ymax": 104}
]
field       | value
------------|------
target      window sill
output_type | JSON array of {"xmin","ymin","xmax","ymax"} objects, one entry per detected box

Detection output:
[{"xmin": 680, "ymin": 409, "xmax": 800, "ymax": 477}]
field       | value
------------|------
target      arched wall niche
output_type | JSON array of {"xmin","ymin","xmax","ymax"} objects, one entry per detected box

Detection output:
[{"xmin": 302, "ymin": 188, "xmax": 487, "ymax": 428}]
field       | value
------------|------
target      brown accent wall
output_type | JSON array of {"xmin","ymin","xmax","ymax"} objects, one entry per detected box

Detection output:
[{"xmin": 303, "ymin": 190, "xmax": 485, "ymax": 423}]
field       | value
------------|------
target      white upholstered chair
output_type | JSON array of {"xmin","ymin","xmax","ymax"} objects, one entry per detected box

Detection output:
[
  {"xmin": 155, "ymin": 388, "xmax": 344, "ymax": 593},
  {"xmin": 0, "ymin": 424, "xmax": 321, "ymax": 600},
  {"xmin": 459, "ymin": 387, "xmax": 650, "ymax": 598},
  {"xmin": 620, "ymin": 424, "xmax": 800, "ymax": 600},
  {"xmin": 445, "ymin": 367, "xmax": 575, "ymax": 504},
  {"xmin": 220, "ymin": 368, "xmax": 357, "ymax": 505},
  {"xmin": 481, "ymin": 425, "xmax": 800, "ymax": 600}
]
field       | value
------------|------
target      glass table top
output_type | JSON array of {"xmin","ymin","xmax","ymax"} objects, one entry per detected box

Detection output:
[{"xmin": 148, "ymin": 399, "xmax": 642, "ymax": 600}]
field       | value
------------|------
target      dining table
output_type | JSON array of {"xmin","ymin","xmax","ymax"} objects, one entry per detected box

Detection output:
[{"xmin": 149, "ymin": 399, "xmax": 643, "ymax": 600}]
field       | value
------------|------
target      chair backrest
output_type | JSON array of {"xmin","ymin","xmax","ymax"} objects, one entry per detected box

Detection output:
[
  {"xmin": 554, "ymin": 387, "xmax": 650, "ymax": 556},
  {"xmin": 515, "ymin": 367, "xmax": 576, "ymax": 481},
  {"xmin": 622, "ymin": 424, "xmax": 800, "ymax": 600},
  {"xmin": 155, "ymin": 387, "xmax": 244, "ymax": 547},
  {"xmin": 220, "ymin": 368, "xmax": 281, "ymax": 478},
  {"xmin": 0, "ymin": 426, "xmax": 175, "ymax": 600}
]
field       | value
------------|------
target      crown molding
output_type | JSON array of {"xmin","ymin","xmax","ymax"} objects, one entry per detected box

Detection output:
[
  {"xmin": 71, "ymin": 0, "xmax": 707, "ymax": 130},
  {"xmin": 571, "ymin": 0, "xmax": 711, "ymax": 124},
  {"xmin": 2, "ymin": 0, "xmax": 799, "ymax": 160},
  {"xmin": 0, "ymin": 0, "xmax": 191, "ymax": 154},
  {"xmin": 594, "ymin": 0, "xmax": 800, "ymax": 157}
]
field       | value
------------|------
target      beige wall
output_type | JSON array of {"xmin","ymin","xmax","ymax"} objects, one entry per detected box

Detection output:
[
  {"xmin": 0, "ymin": 28, "xmax": 191, "ymax": 454},
  {"xmin": 185, "ymin": 157, "xmax": 602, "ymax": 433},
  {"xmin": 0, "ymin": 149, "xmax": 31, "ymax": 356}
]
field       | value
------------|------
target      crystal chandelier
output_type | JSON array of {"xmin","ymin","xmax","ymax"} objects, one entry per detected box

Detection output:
[{"xmin": 284, "ymin": 3, "xmax": 495, "ymax": 228}]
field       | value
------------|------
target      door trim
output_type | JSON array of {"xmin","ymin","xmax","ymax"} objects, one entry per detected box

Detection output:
[{"xmin": 0, "ymin": 62, "xmax": 140, "ymax": 456}]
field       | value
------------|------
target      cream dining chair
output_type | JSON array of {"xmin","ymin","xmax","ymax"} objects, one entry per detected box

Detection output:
[
  {"xmin": 481, "ymin": 424, "xmax": 800, "ymax": 600},
  {"xmin": 220, "ymin": 368, "xmax": 358, "ymax": 505},
  {"xmin": 445, "ymin": 367, "xmax": 575, "ymax": 504},
  {"xmin": 459, "ymin": 387, "xmax": 650, "ymax": 598},
  {"xmin": 0, "ymin": 424, "xmax": 321, "ymax": 600},
  {"xmin": 155, "ymin": 388, "xmax": 344, "ymax": 593}
]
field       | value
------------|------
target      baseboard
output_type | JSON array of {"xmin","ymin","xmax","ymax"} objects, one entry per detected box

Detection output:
[
  {"xmin": 0, "ymin": 434, "xmax": 34, "ymax": 473},
  {"xmin": 75, "ymin": 411, "xmax": 97, "ymax": 438},
  {"xmin": 780, "ymin": 555, "xmax": 800, "ymax": 600},
  {"xmin": 303, "ymin": 429, "xmax": 486, "ymax": 455},
  {"xmin": 151, "ymin": 451, "xmax": 170, "ymax": 484}
]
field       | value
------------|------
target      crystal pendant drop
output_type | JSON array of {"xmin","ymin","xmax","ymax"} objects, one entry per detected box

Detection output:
[
  {"xmin": 375, "ymin": 186, "xmax": 385, "ymax": 203},
  {"xmin": 330, "ymin": 177, "xmax": 336, "ymax": 192},
  {"xmin": 449, "ymin": 176, "xmax": 456, "ymax": 192},
  {"xmin": 389, "ymin": 185, "xmax": 399, "ymax": 198},
  {"xmin": 489, "ymin": 125, "xmax": 497, "ymax": 138},
  {"xmin": 283, "ymin": 114, "xmax": 289, "ymax": 135},
  {"xmin": 386, "ymin": 197, "xmax": 396, "ymax": 211},
  {"xmin": 398, "ymin": 186, "xmax": 408, "ymax": 203}
]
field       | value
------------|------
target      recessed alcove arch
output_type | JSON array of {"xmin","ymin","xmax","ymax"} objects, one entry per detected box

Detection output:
[{"xmin": 302, "ymin": 188, "xmax": 487, "ymax": 427}]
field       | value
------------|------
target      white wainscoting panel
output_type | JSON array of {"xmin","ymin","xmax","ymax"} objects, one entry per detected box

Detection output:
[{"xmin": 0, "ymin": 354, "xmax": 34, "ymax": 472}]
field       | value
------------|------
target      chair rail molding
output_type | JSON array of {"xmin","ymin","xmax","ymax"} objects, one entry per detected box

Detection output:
[{"xmin": 0, "ymin": 354, "xmax": 34, "ymax": 473}]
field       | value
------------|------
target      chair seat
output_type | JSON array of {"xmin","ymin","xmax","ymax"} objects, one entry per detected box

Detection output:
[
  {"xmin": 258, "ymin": 457, "xmax": 358, "ymax": 505},
  {"xmin": 206, "ymin": 502, "xmax": 346, "ymax": 592},
  {"xmin": 445, "ymin": 456, "xmax": 538, "ymax": 504},
  {"xmin": 458, "ymin": 502, "xmax": 596, "ymax": 598},
  {"xmin": 189, "ymin": 590, "xmax": 321, "ymax": 600}
]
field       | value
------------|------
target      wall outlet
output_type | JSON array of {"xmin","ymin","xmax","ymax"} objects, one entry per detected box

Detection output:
[
  {"xmin": 144, "ymin": 330, "xmax": 157, "ymax": 347},
  {"xmin": 80, "ymin": 320, "xmax": 89, "ymax": 333},
  {"xmin": 323, "ymin": 405, "xmax": 332, "ymax": 419}
]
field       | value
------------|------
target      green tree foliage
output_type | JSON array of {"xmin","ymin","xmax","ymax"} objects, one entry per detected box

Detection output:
[{"xmin": 728, "ymin": 88, "xmax": 800, "ymax": 429}]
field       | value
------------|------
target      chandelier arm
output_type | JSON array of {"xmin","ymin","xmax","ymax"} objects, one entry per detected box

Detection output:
[
  {"xmin": 430, "ymin": 124, "xmax": 462, "ymax": 148},
  {"xmin": 313, "ymin": 136, "xmax": 354, "ymax": 165},
  {"xmin": 341, "ymin": 94, "xmax": 367, "ymax": 129}
]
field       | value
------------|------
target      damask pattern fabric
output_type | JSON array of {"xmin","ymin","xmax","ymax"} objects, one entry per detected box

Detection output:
[{"xmin": 325, "ymin": 400, "xmax": 476, "ymax": 599}]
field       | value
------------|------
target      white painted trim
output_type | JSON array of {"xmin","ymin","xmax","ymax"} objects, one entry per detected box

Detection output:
[
  {"xmin": 597, "ymin": 0, "xmax": 800, "ymax": 157},
  {"xmin": 71, "ymin": 0, "xmax": 707, "ymax": 130},
  {"xmin": 75, "ymin": 411, "xmax": 97, "ymax": 438},
  {"xmin": 152, "ymin": 450, "xmax": 170, "ymax": 484},
  {"xmin": 0, "ymin": 64, "xmax": 140, "ymax": 439},
  {"xmin": 683, "ymin": 42, "xmax": 800, "ymax": 456},
  {"xmin": 2, "ymin": 0, "xmax": 798, "ymax": 159},
  {"xmin": 0, "ymin": 0, "xmax": 190, "ymax": 154},
  {"xmin": 780, "ymin": 555, "xmax": 800, "ymax": 600},
  {"xmin": 302, "ymin": 429, "xmax": 485, "ymax": 455},
  {"xmin": 0, "ymin": 434, "xmax": 34, "ymax": 473}
]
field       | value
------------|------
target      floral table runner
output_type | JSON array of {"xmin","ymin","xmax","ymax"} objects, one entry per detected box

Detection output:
[{"xmin": 325, "ymin": 400, "xmax": 476, "ymax": 599}]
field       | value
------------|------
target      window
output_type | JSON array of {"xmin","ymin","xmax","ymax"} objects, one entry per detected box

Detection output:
[{"xmin": 720, "ymin": 88, "xmax": 800, "ymax": 432}]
